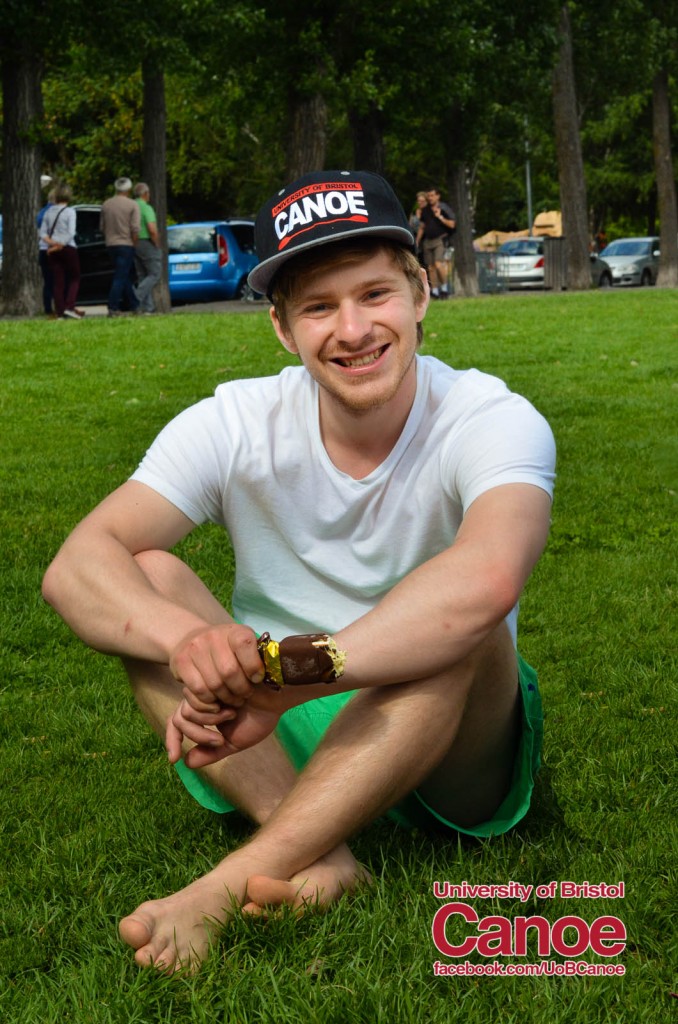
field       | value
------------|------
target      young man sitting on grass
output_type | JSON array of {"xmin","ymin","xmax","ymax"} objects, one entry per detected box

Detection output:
[{"xmin": 42, "ymin": 170, "xmax": 556, "ymax": 974}]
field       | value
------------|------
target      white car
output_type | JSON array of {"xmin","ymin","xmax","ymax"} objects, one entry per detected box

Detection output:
[{"xmin": 496, "ymin": 238, "xmax": 545, "ymax": 288}]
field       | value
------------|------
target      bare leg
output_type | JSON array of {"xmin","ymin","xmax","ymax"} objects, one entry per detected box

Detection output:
[
  {"xmin": 436, "ymin": 259, "xmax": 450, "ymax": 294},
  {"xmin": 119, "ymin": 552, "xmax": 368, "ymax": 971}
]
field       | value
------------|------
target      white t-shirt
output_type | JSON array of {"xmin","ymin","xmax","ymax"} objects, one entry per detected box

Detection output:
[{"xmin": 131, "ymin": 355, "xmax": 556, "ymax": 643}]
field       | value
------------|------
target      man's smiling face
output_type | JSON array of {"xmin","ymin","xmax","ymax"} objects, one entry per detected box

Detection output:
[{"xmin": 270, "ymin": 247, "xmax": 429, "ymax": 417}]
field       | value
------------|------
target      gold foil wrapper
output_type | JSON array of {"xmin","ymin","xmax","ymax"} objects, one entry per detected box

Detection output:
[{"xmin": 258, "ymin": 634, "xmax": 284, "ymax": 689}]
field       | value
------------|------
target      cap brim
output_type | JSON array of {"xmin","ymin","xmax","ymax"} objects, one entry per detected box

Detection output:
[{"xmin": 248, "ymin": 224, "xmax": 414, "ymax": 296}]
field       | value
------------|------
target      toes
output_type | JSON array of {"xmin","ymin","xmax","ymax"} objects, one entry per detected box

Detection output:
[
  {"xmin": 119, "ymin": 912, "xmax": 153, "ymax": 951},
  {"xmin": 136, "ymin": 947, "xmax": 165, "ymax": 970},
  {"xmin": 133, "ymin": 939, "xmax": 186, "ymax": 975},
  {"xmin": 241, "ymin": 900, "xmax": 268, "ymax": 917},
  {"xmin": 120, "ymin": 911, "xmax": 180, "ymax": 973},
  {"xmin": 246, "ymin": 875, "xmax": 309, "ymax": 910}
]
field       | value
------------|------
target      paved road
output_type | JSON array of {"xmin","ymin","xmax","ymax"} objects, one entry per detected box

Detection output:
[
  {"xmin": 81, "ymin": 299, "xmax": 269, "ymax": 317},
  {"xmin": 1, "ymin": 298, "xmax": 271, "ymax": 321}
]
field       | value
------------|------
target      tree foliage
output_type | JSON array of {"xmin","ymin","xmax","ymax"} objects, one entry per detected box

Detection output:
[{"xmin": 0, "ymin": 0, "xmax": 676, "ymax": 312}]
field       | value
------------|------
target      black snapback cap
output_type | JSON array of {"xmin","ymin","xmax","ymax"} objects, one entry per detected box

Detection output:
[{"xmin": 248, "ymin": 170, "xmax": 414, "ymax": 297}]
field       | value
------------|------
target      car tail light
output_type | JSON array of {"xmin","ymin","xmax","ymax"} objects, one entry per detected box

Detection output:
[
  {"xmin": 218, "ymin": 234, "xmax": 229, "ymax": 267},
  {"xmin": 534, "ymin": 257, "xmax": 544, "ymax": 268}
]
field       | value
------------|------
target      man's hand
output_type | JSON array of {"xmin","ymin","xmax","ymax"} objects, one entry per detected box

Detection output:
[
  {"xmin": 169, "ymin": 622, "xmax": 265, "ymax": 711},
  {"xmin": 166, "ymin": 692, "xmax": 283, "ymax": 768},
  {"xmin": 167, "ymin": 622, "xmax": 285, "ymax": 767}
]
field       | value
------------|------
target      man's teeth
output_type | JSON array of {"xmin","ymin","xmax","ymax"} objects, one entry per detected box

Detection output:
[{"xmin": 339, "ymin": 347, "xmax": 383, "ymax": 367}]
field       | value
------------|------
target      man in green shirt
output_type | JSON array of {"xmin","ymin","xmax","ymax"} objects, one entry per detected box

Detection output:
[{"xmin": 133, "ymin": 183, "xmax": 163, "ymax": 313}]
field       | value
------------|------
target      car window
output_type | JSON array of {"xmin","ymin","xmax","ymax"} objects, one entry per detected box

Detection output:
[
  {"xmin": 75, "ymin": 210, "xmax": 104, "ymax": 245},
  {"xmin": 602, "ymin": 240, "xmax": 650, "ymax": 257},
  {"xmin": 499, "ymin": 240, "xmax": 542, "ymax": 255},
  {"xmin": 168, "ymin": 227, "xmax": 217, "ymax": 255},
  {"xmin": 228, "ymin": 224, "xmax": 255, "ymax": 254}
]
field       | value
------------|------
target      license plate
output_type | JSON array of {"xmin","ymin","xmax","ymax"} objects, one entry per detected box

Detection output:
[{"xmin": 174, "ymin": 262, "xmax": 201, "ymax": 273}]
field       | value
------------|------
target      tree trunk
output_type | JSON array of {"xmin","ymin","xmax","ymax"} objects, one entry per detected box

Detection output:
[
  {"xmin": 652, "ymin": 68, "xmax": 678, "ymax": 288},
  {"xmin": 348, "ymin": 103, "xmax": 385, "ymax": 173},
  {"xmin": 645, "ymin": 186, "xmax": 657, "ymax": 237},
  {"xmin": 552, "ymin": 4, "xmax": 590, "ymax": 291},
  {"xmin": 1, "ymin": 55, "xmax": 44, "ymax": 316},
  {"xmin": 448, "ymin": 163, "xmax": 479, "ymax": 297},
  {"xmin": 440, "ymin": 103, "xmax": 478, "ymax": 298},
  {"xmin": 285, "ymin": 91, "xmax": 327, "ymax": 180},
  {"xmin": 142, "ymin": 60, "xmax": 171, "ymax": 312}
]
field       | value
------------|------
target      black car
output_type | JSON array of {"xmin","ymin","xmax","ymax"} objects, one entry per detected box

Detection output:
[
  {"xmin": 73, "ymin": 204, "xmax": 116, "ymax": 303},
  {"xmin": 0, "ymin": 206, "xmax": 110, "ymax": 303}
]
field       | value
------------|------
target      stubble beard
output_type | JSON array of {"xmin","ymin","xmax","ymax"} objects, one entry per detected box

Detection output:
[{"xmin": 316, "ymin": 342, "xmax": 417, "ymax": 416}]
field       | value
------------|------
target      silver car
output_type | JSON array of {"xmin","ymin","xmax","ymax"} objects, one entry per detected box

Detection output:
[
  {"xmin": 496, "ymin": 238, "xmax": 545, "ymax": 288},
  {"xmin": 598, "ymin": 237, "xmax": 660, "ymax": 286}
]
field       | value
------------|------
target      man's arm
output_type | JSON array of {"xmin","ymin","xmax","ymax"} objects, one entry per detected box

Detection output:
[
  {"xmin": 42, "ymin": 481, "xmax": 208, "ymax": 660},
  {"xmin": 42, "ymin": 479, "xmax": 255, "ymax": 679},
  {"xmin": 144, "ymin": 204, "xmax": 160, "ymax": 246},
  {"xmin": 131, "ymin": 204, "xmax": 141, "ymax": 247},
  {"xmin": 334, "ymin": 482, "xmax": 550, "ymax": 686},
  {"xmin": 44, "ymin": 479, "xmax": 268, "ymax": 735},
  {"xmin": 437, "ymin": 203, "xmax": 455, "ymax": 233}
]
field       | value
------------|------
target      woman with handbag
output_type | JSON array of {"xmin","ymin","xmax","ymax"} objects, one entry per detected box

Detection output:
[{"xmin": 41, "ymin": 183, "xmax": 83, "ymax": 320}]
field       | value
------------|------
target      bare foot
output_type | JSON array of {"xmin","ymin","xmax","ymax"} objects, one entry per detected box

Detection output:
[
  {"xmin": 119, "ymin": 845, "xmax": 370, "ymax": 972},
  {"xmin": 243, "ymin": 846, "xmax": 372, "ymax": 916},
  {"xmin": 119, "ymin": 852, "xmax": 254, "ymax": 974}
]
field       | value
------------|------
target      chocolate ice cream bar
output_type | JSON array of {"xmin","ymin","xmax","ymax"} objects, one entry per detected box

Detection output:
[{"xmin": 257, "ymin": 632, "xmax": 346, "ymax": 690}]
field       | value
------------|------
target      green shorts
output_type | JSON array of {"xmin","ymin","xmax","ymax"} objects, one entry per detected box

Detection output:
[{"xmin": 173, "ymin": 653, "xmax": 543, "ymax": 838}]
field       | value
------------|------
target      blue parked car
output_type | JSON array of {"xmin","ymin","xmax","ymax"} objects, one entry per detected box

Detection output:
[{"xmin": 168, "ymin": 220, "xmax": 260, "ymax": 303}]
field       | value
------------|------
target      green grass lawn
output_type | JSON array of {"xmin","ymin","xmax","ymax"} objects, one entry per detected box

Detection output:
[{"xmin": 1, "ymin": 291, "xmax": 676, "ymax": 1023}]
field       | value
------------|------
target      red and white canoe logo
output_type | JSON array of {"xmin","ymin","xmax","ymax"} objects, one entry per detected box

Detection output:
[{"xmin": 273, "ymin": 181, "xmax": 368, "ymax": 250}]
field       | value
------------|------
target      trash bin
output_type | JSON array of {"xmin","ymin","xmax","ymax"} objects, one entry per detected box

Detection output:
[
  {"xmin": 543, "ymin": 237, "xmax": 567, "ymax": 290},
  {"xmin": 476, "ymin": 251, "xmax": 505, "ymax": 294}
]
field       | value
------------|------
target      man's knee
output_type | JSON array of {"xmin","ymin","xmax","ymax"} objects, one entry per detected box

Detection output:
[{"xmin": 415, "ymin": 626, "xmax": 521, "ymax": 826}]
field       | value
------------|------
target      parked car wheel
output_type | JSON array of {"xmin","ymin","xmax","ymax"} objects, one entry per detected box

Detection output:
[
  {"xmin": 590, "ymin": 253, "xmax": 614, "ymax": 289},
  {"xmin": 236, "ymin": 277, "xmax": 259, "ymax": 302},
  {"xmin": 640, "ymin": 268, "xmax": 653, "ymax": 287}
]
